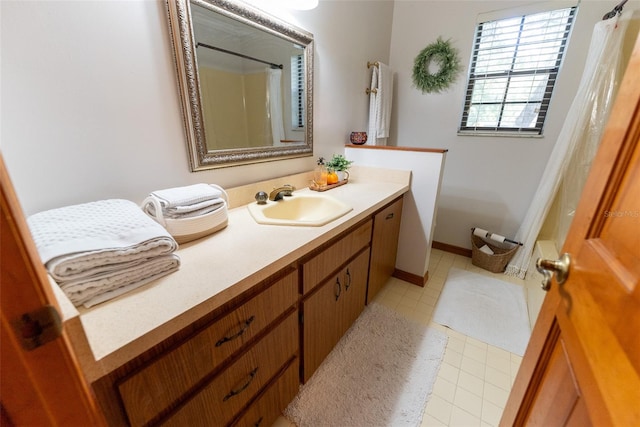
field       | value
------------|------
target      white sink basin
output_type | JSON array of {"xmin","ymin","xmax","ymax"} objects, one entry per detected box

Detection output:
[{"xmin": 247, "ymin": 193, "xmax": 353, "ymax": 226}]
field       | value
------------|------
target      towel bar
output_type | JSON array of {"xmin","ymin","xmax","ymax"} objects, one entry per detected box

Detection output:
[
  {"xmin": 367, "ymin": 61, "xmax": 379, "ymax": 69},
  {"xmin": 365, "ymin": 88, "xmax": 378, "ymax": 95}
]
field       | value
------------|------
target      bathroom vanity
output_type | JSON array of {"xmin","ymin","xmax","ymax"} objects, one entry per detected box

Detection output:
[{"xmin": 51, "ymin": 166, "xmax": 410, "ymax": 426}]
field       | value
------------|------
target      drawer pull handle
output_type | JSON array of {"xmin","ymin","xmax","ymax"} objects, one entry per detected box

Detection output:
[
  {"xmin": 253, "ymin": 416, "xmax": 264, "ymax": 427},
  {"xmin": 335, "ymin": 277, "xmax": 342, "ymax": 301},
  {"xmin": 385, "ymin": 213, "xmax": 394, "ymax": 220},
  {"xmin": 223, "ymin": 367, "xmax": 259, "ymax": 402},
  {"xmin": 345, "ymin": 268, "xmax": 352, "ymax": 291},
  {"xmin": 215, "ymin": 316, "xmax": 255, "ymax": 347}
]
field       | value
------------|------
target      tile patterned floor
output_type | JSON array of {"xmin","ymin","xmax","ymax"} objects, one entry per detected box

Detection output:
[{"xmin": 274, "ymin": 249, "xmax": 528, "ymax": 427}]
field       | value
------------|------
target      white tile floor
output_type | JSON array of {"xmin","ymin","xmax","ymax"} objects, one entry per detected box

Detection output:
[{"xmin": 274, "ymin": 249, "xmax": 528, "ymax": 427}]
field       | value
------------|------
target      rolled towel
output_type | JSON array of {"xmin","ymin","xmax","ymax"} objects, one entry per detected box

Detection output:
[{"xmin": 151, "ymin": 184, "xmax": 223, "ymax": 209}]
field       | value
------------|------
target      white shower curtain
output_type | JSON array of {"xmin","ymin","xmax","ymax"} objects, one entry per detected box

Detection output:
[
  {"xmin": 505, "ymin": 11, "xmax": 630, "ymax": 279},
  {"xmin": 268, "ymin": 68, "xmax": 285, "ymax": 145}
]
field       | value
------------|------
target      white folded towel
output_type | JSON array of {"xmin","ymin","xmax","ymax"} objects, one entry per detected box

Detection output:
[
  {"xmin": 151, "ymin": 183, "xmax": 223, "ymax": 209},
  {"xmin": 28, "ymin": 199, "xmax": 180, "ymax": 307},
  {"xmin": 479, "ymin": 245, "xmax": 495, "ymax": 255},
  {"xmin": 145, "ymin": 197, "xmax": 226, "ymax": 220},
  {"xmin": 368, "ymin": 62, "xmax": 394, "ymax": 145},
  {"xmin": 60, "ymin": 254, "xmax": 180, "ymax": 308},
  {"xmin": 45, "ymin": 238, "xmax": 175, "ymax": 281},
  {"xmin": 28, "ymin": 199, "xmax": 177, "ymax": 274}
]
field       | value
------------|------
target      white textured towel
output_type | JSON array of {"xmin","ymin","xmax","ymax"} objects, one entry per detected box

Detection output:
[
  {"xmin": 28, "ymin": 199, "xmax": 179, "ymax": 307},
  {"xmin": 145, "ymin": 197, "xmax": 225, "ymax": 219},
  {"xmin": 368, "ymin": 62, "xmax": 394, "ymax": 145},
  {"xmin": 60, "ymin": 254, "xmax": 180, "ymax": 308},
  {"xmin": 151, "ymin": 183, "xmax": 222, "ymax": 208}
]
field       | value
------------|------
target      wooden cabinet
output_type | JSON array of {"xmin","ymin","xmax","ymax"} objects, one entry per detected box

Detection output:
[
  {"xmin": 302, "ymin": 240, "xmax": 371, "ymax": 382},
  {"xmin": 96, "ymin": 270, "xmax": 299, "ymax": 427},
  {"xmin": 302, "ymin": 220, "xmax": 372, "ymax": 294},
  {"xmin": 93, "ymin": 195, "xmax": 405, "ymax": 426},
  {"xmin": 230, "ymin": 360, "xmax": 299, "ymax": 427},
  {"xmin": 161, "ymin": 313, "xmax": 298, "ymax": 426},
  {"xmin": 368, "ymin": 197, "xmax": 403, "ymax": 302}
]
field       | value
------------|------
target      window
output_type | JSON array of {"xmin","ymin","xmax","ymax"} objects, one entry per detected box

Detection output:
[
  {"xmin": 291, "ymin": 54, "xmax": 305, "ymax": 129},
  {"xmin": 459, "ymin": 7, "xmax": 576, "ymax": 135}
]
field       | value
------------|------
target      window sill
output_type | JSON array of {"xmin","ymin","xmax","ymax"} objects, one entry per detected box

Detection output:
[{"xmin": 457, "ymin": 130, "xmax": 544, "ymax": 138}]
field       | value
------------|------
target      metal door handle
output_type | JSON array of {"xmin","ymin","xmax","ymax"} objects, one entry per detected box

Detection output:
[{"xmin": 536, "ymin": 253, "xmax": 571, "ymax": 291}]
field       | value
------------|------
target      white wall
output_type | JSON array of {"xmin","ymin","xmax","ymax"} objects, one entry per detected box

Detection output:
[
  {"xmin": 387, "ymin": 0, "xmax": 639, "ymax": 249},
  {"xmin": 0, "ymin": 0, "xmax": 393, "ymax": 216},
  {"xmin": 3, "ymin": 0, "xmax": 638, "ymax": 253},
  {"xmin": 346, "ymin": 146, "xmax": 446, "ymax": 280}
]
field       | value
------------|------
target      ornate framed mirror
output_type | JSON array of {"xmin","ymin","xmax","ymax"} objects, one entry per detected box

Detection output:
[{"xmin": 166, "ymin": 0, "xmax": 314, "ymax": 171}]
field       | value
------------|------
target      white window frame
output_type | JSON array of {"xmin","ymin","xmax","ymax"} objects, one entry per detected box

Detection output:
[{"xmin": 459, "ymin": 6, "xmax": 577, "ymax": 136}]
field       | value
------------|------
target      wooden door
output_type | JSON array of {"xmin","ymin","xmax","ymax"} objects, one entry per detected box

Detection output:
[
  {"xmin": 501, "ymin": 35, "xmax": 640, "ymax": 426},
  {"xmin": 340, "ymin": 249, "xmax": 369, "ymax": 333},
  {"xmin": 368, "ymin": 197, "xmax": 403, "ymax": 302},
  {"xmin": 0, "ymin": 155, "xmax": 106, "ymax": 426},
  {"xmin": 302, "ymin": 274, "xmax": 342, "ymax": 382}
]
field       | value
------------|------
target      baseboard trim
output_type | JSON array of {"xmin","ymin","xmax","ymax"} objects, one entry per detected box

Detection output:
[
  {"xmin": 432, "ymin": 241, "xmax": 472, "ymax": 258},
  {"xmin": 393, "ymin": 269, "xmax": 428, "ymax": 287}
]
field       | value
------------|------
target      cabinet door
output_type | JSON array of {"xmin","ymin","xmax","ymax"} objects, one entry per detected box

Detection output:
[
  {"xmin": 302, "ymin": 274, "xmax": 343, "ymax": 382},
  {"xmin": 339, "ymin": 248, "xmax": 370, "ymax": 336},
  {"xmin": 368, "ymin": 197, "xmax": 403, "ymax": 302},
  {"xmin": 302, "ymin": 248, "xmax": 370, "ymax": 383}
]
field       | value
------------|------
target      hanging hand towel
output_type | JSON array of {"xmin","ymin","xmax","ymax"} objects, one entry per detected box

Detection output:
[{"xmin": 368, "ymin": 62, "xmax": 394, "ymax": 145}]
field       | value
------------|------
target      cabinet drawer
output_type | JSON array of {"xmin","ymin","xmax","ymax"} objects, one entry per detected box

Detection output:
[
  {"xmin": 230, "ymin": 359, "xmax": 299, "ymax": 427},
  {"xmin": 161, "ymin": 312, "xmax": 298, "ymax": 427},
  {"xmin": 302, "ymin": 220, "xmax": 372, "ymax": 294},
  {"xmin": 119, "ymin": 271, "xmax": 298, "ymax": 427}
]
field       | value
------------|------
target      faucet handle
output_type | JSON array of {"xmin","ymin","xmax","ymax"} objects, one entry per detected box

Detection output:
[
  {"xmin": 282, "ymin": 184, "xmax": 295, "ymax": 195},
  {"xmin": 255, "ymin": 191, "xmax": 268, "ymax": 204}
]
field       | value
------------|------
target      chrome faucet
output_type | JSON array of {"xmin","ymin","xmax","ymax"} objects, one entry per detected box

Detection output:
[{"xmin": 269, "ymin": 184, "xmax": 295, "ymax": 201}]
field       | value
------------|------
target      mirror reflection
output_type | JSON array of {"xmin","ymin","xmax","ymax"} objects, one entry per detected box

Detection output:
[
  {"xmin": 192, "ymin": 4, "xmax": 305, "ymax": 150},
  {"xmin": 166, "ymin": 0, "xmax": 314, "ymax": 170}
]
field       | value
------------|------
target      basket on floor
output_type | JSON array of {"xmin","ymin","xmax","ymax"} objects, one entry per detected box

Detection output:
[{"xmin": 470, "ymin": 233, "xmax": 518, "ymax": 273}]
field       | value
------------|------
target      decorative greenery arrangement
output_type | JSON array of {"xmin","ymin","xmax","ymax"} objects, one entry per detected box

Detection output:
[
  {"xmin": 325, "ymin": 154, "xmax": 353, "ymax": 172},
  {"xmin": 412, "ymin": 37, "xmax": 462, "ymax": 94}
]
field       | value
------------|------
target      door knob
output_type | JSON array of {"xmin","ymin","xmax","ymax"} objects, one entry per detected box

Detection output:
[{"xmin": 536, "ymin": 253, "xmax": 571, "ymax": 291}]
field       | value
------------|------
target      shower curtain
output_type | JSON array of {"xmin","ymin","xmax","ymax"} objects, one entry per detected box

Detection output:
[
  {"xmin": 268, "ymin": 68, "xmax": 285, "ymax": 145},
  {"xmin": 505, "ymin": 11, "xmax": 631, "ymax": 279}
]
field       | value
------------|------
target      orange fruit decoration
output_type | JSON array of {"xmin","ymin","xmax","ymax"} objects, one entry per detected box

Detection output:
[{"xmin": 326, "ymin": 171, "xmax": 339, "ymax": 185}]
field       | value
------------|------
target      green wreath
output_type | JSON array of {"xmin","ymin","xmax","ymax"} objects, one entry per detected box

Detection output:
[{"xmin": 412, "ymin": 37, "xmax": 462, "ymax": 94}]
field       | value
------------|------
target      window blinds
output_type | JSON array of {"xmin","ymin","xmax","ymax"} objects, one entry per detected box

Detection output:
[
  {"xmin": 291, "ymin": 54, "xmax": 305, "ymax": 129},
  {"xmin": 460, "ymin": 7, "xmax": 576, "ymax": 135}
]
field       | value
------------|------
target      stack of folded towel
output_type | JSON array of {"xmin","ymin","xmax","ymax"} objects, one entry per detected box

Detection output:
[
  {"xmin": 143, "ymin": 183, "xmax": 226, "ymax": 220},
  {"xmin": 27, "ymin": 199, "xmax": 180, "ymax": 308}
]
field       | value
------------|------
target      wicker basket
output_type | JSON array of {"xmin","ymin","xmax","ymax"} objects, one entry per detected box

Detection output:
[{"xmin": 470, "ymin": 233, "xmax": 518, "ymax": 273}]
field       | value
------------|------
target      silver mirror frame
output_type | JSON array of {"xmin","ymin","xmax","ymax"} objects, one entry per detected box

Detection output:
[{"xmin": 166, "ymin": 0, "xmax": 314, "ymax": 171}]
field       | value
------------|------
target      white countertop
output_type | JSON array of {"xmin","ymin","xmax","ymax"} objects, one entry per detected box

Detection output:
[{"xmin": 55, "ymin": 166, "xmax": 411, "ymax": 381}]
